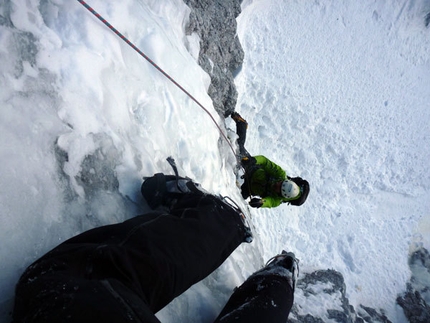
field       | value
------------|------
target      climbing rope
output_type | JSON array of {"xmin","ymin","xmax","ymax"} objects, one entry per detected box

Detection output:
[{"xmin": 76, "ymin": 0, "xmax": 238, "ymax": 160}]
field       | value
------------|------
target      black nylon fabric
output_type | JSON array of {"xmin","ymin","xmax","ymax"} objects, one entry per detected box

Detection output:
[
  {"xmin": 213, "ymin": 271, "xmax": 293, "ymax": 323},
  {"xmin": 235, "ymin": 117, "xmax": 250, "ymax": 158},
  {"xmin": 13, "ymin": 193, "xmax": 248, "ymax": 323}
]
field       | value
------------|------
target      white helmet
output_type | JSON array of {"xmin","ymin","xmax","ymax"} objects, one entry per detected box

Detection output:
[{"xmin": 281, "ymin": 180, "xmax": 301, "ymax": 199}]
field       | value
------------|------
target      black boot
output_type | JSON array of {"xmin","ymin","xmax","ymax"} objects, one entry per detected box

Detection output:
[{"xmin": 141, "ymin": 174, "xmax": 207, "ymax": 209}]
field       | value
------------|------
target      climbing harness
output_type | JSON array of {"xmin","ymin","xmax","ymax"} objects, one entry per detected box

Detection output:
[{"xmin": 76, "ymin": 0, "xmax": 238, "ymax": 161}]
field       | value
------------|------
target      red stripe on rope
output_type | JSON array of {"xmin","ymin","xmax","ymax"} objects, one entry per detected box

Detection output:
[{"xmin": 76, "ymin": 0, "xmax": 238, "ymax": 159}]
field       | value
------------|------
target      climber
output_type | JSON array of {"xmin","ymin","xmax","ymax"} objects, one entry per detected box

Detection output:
[{"xmin": 231, "ymin": 112, "xmax": 310, "ymax": 208}]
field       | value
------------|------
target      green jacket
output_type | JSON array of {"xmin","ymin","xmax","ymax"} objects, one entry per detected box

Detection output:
[{"xmin": 248, "ymin": 155, "xmax": 290, "ymax": 208}]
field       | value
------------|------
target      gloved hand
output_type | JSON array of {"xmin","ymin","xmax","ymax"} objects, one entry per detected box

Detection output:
[{"xmin": 249, "ymin": 198, "xmax": 263, "ymax": 208}]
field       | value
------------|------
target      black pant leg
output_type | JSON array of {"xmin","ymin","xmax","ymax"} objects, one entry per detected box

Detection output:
[
  {"xmin": 236, "ymin": 120, "xmax": 250, "ymax": 157},
  {"xmin": 13, "ymin": 212, "xmax": 165, "ymax": 323},
  {"xmin": 116, "ymin": 193, "xmax": 249, "ymax": 312},
  {"xmin": 240, "ymin": 181, "xmax": 251, "ymax": 199},
  {"xmin": 213, "ymin": 272, "xmax": 293, "ymax": 323},
  {"xmin": 13, "ymin": 193, "xmax": 248, "ymax": 322}
]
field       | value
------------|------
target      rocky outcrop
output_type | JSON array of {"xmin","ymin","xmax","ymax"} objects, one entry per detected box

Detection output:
[
  {"xmin": 288, "ymin": 248, "xmax": 430, "ymax": 323},
  {"xmin": 397, "ymin": 248, "xmax": 430, "ymax": 323},
  {"xmin": 183, "ymin": 0, "xmax": 244, "ymax": 117},
  {"xmin": 289, "ymin": 269, "xmax": 390, "ymax": 323}
]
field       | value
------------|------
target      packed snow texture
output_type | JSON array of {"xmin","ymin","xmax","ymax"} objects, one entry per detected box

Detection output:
[
  {"xmin": 235, "ymin": 0, "xmax": 430, "ymax": 320},
  {"xmin": 0, "ymin": 0, "xmax": 429, "ymax": 322}
]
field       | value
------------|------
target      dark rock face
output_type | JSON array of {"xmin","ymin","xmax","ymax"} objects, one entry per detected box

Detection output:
[
  {"xmin": 288, "ymin": 248, "xmax": 430, "ymax": 323},
  {"xmin": 183, "ymin": 0, "xmax": 244, "ymax": 117},
  {"xmin": 357, "ymin": 305, "xmax": 391, "ymax": 323},
  {"xmin": 397, "ymin": 248, "xmax": 430, "ymax": 323},
  {"xmin": 289, "ymin": 269, "xmax": 391, "ymax": 323}
]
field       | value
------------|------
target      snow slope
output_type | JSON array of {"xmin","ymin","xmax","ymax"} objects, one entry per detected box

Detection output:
[
  {"xmin": 1, "ymin": 0, "xmax": 429, "ymax": 322},
  {"xmin": 235, "ymin": 0, "xmax": 430, "ymax": 320}
]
